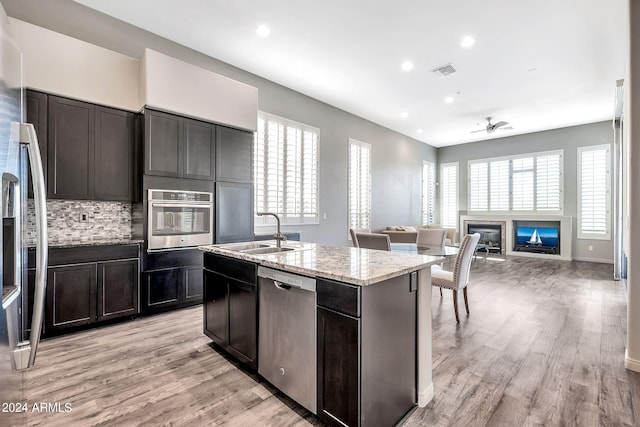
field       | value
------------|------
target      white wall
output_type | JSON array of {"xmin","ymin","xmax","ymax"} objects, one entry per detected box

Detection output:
[{"xmin": 10, "ymin": 18, "xmax": 138, "ymax": 111}]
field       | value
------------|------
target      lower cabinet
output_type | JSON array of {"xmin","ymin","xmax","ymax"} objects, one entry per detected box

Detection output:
[
  {"xmin": 203, "ymin": 253, "xmax": 257, "ymax": 370},
  {"xmin": 44, "ymin": 258, "xmax": 139, "ymax": 334},
  {"xmin": 142, "ymin": 265, "xmax": 204, "ymax": 312}
]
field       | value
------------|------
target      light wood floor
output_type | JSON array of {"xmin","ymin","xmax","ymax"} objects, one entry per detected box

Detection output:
[{"xmin": 19, "ymin": 256, "xmax": 640, "ymax": 427}]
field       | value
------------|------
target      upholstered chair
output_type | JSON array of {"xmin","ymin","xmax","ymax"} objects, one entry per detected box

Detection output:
[
  {"xmin": 354, "ymin": 232, "xmax": 391, "ymax": 251},
  {"xmin": 431, "ymin": 233, "xmax": 481, "ymax": 322},
  {"xmin": 349, "ymin": 228, "xmax": 370, "ymax": 247},
  {"xmin": 416, "ymin": 228, "xmax": 447, "ymax": 248}
]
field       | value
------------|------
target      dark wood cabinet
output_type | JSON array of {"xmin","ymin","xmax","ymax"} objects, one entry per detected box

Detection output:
[
  {"xmin": 45, "ymin": 263, "xmax": 97, "ymax": 331},
  {"xmin": 184, "ymin": 118, "xmax": 216, "ymax": 180},
  {"xmin": 227, "ymin": 278, "xmax": 257, "ymax": 364},
  {"xmin": 144, "ymin": 109, "xmax": 216, "ymax": 180},
  {"xmin": 203, "ymin": 253, "xmax": 257, "ymax": 369},
  {"xmin": 47, "ymin": 94, "xmax": 136, "ymax": 201},
  {"xmin": 29, "ymin": 244, "xmax": 141, "ymax": 336},
  {"xmin": 94, "ymin": 106, "xmax": 135, "ymax": 201},
  {"xmin": 97, "ymin": 259, "xmax": 139, "ymax": 321},
  {"xmin": 47, "ymin": 95, "xmax": 94, "ymax": 199},
  {"xmin": 317, "ymin": 307, "xmax": 360, "ymax": 427},
  {"xmin": 316, "ymin": 274, "xmax": 417, "ymax": 427},
  {"xmin": 25, "ymin": 90, "xmax": 48, "ymax": 199},
  {"xmin": 216, "ymin": 126, "xmax": 253, "ymax": 183},
  {"xmin": 203, "ymin": 270, "xmax": 227, "ymax": 346},
  {"xmin": 143, "ymin": 268, "xmax": 181, "ymax": 311},
  {"xmin": 142, "ymin": 249, "xmax": 204, "ymax": 313},
  {"xmin": 216, "ymin": 181, "xmax": 254, "ymax": 243}
]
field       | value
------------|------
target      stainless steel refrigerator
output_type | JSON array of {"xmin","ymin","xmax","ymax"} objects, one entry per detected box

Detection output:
[{"xmin": 0, "ymin": 2, "xmax": 48, "ymax": 425}]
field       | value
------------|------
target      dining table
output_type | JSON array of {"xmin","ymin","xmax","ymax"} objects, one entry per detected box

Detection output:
[{"xmin": 390, "ymin": 243, "xmax": 459, "ymax": 257}]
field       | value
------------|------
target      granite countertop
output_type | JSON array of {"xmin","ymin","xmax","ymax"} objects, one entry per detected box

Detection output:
[
  {"xmin": 199, "ymin": 241, "xmax": 442, "ymax": 286},
  {"xmin": 28, "ymin": 237, "xmax": 144, "ymax": 249}
]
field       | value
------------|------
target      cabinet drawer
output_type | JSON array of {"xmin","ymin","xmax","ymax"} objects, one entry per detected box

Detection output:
[
  {"xmin": 317, "ymin": 279, "xmax": 361, "ymax": 318},
  {"xmin": 204, "ymin": 253, "xmax": 256, "ymax": 285}
]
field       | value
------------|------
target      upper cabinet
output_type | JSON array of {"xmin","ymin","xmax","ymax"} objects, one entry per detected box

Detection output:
[
  {"xmin": 216, "ymin": 126, "xmax": 254, "ymax": 183},
  {"xmin": 25, "ymin": 90, "xmax": 48, "ymax": 199},
  {"xmin": 46, "ymin": 94, "xmax": 136, "ymax": 201},
  {"xmin": 144, "ymin": 109, "xmax": 216, "ymax": 180}
]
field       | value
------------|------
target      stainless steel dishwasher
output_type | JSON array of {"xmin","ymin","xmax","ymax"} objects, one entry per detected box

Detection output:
[{"xmin": 258, "ymin": 266, "xmax": 317, "ymax": 414}]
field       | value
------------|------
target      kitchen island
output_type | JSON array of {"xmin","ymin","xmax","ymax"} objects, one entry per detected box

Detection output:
[{"xmin": 199, "ymin": 241, "xmax": 441, "ymax": 427}]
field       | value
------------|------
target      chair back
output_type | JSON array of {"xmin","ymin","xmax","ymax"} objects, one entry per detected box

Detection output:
[
  {"xmin": 355, "ymin": 232, "xmax": 391, "ymax": 251},
  {"xmin": 349, "ymin": 228, "xmax": 370, "ymax": 247},
  {"xmin": 416, "ymin": 228, "xmax": 447, "ymax": 248},
  {"xmin": 453, "ymin": 233, "xmax": 481, "ymax": 289}
]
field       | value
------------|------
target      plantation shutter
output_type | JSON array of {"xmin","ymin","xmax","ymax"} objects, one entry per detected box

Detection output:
[
  {"xmin": 440, "ymin": 163, "xmax": 458, "ymax": 229},
  {"xmin": 349, "ymin": 139, "xmax": 371, "ymax": 230},
  {"xmin": 578, "ymin": 145, "xmax": 610, "ymax": 238},
  {"xmin": 423, "ymin": 161, "xmax": 435, "ymax": 224},
  {"xmin": 469, "ymin": 162, "xmax": 488, "ymax": 211}
]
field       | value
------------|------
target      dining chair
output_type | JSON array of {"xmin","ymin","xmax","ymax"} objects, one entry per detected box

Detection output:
[
  {"xmin": 430, "ymin": 233, "xmax": 481, "ymax": 323},
  {"xmin": 355, "ymin": 232, "xmax": 391, "ymax": 251},
  {"xmin": 349, "ymin": 228, "xmax": 370, "ymax": 247},
  {"xmin": 416, "ymin": 228, "xmax": 447, "ymax": 248}
]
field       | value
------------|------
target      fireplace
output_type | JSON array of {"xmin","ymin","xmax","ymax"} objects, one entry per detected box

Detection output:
[
  {"xmin": 513, "ymin": 220, "xmax": 560, "ymax": 255},
  {"xmin": 466, "ymin": 223, "xmax": 503, "ymax": 253}
]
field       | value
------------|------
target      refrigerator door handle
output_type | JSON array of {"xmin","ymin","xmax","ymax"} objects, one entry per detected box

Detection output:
[{"xmin": 15, "ymin": 123, "xmax": 48, "ymax": 369}]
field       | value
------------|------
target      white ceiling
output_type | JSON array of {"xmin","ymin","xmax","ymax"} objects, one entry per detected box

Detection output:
[{"xmin": 74, "ymin": 0, "xmax": 628, "ymax": 147}]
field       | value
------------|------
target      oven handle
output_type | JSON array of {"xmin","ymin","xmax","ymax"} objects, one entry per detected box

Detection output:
[{"xmin": 150, "ymin": 202, "xmax": 213, "ymax": 208}]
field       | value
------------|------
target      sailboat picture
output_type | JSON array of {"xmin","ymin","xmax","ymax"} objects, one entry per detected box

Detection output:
[{"xmin": 527, "ymin": 229, "xmax": 543, "ymax": 245}]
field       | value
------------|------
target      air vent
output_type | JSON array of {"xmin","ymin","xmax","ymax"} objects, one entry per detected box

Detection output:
[{"xmin": 431, "ymin": 63, "xmax": 457, "ymax": 77}]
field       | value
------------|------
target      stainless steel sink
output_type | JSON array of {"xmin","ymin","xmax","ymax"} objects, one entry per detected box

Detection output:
[
  {"xmin": 242, "ymin": 246, "xmax": 295, "ymax": 255},
  {"xmin": 217, "ymin": 242, "xmax": 271, "ymax": 251}
]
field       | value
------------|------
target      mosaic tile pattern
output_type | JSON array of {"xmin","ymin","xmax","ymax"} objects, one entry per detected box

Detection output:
[{"xmin": 25, "ymin": 199, "xmax": 132, "ymax": 246}]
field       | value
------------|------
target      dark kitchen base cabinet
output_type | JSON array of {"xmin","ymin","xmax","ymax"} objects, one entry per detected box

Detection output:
[
  {"xmin": 316, "ymin": 274, "xmax": 418, "ymax": 427},
  {"xmin": 203, "ymin": 253, "xmax": 257, "ymax": 370},
  {"xmin": 27, "ymin": 244, "xmax": 141, "ymax": 337},
  {"xmin": 142, "ymin": 249, "xmax": 204, "ymax": 314}
]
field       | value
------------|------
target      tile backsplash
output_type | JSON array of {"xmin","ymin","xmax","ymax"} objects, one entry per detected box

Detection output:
[{"xmin": 25, "ymin": 199, "xmax": 132, "ymax": 246}]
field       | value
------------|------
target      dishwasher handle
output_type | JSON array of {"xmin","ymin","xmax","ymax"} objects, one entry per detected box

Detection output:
[{"xmin": 274, "ymin": 280, "xmax": 300, "ymax": 291}]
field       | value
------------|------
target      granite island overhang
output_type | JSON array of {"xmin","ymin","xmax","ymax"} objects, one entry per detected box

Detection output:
[{"xmin": 199, "ymin": 241, "xmax": 441, "ymax": 426}]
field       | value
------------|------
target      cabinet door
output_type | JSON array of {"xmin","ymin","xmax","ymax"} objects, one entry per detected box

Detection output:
[
  {"xmin": 47, "ymin": 96, "xmax": 94, "ymax": 199},
  {"xmin": 203, "ymin": 270, "xmax": 227, "ymax": 346},
  {"xmin": 215, "ymin": 182, "xmax": 254, "ymax": 243},
  {"xmin": 26, "ymin": 90, "xmax": 48, "ymax": 199},
  {"xmin": 227, "ymin": 278, "xmax": 257, "ymax": 368},
  {"xmin": 317, "ymin": 307, "xmax": 360, "ymax": 427},
  {"xmin": 144, "ymin": 110, "xmax": 182, "ymax": 177},
  {"xmin": 97, "ymin": 259, "xmax": 139, "ymax": 321},
  {"xmin": 183, "ymin": 266, "xmax": 204, "ymax": 305},
  {"xmin": 142, "ymin": 268, "xmax": 181, "ymax": 311},
  {"xmin": 45, "ymin": 264, "xmax": 97, "ymax": 332},
  {"xmin": 184, "ymin": 118, "xmax": 215, "ymax": 180},
  {"xmin": 94, "ymin": 106, "xmax": 135, "ymax": 201},
  {"xmin": 215, "ymin": 126, "xmax": 253, "ymax": 183}
]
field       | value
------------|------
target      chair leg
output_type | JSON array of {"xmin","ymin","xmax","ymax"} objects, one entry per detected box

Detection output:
[
  {"xmin": 453, "ymin": 290, "xmax": 459, "ymax": 323},
  {"xmin": 463, "ymin": 287, "xmax": 469, "ymax": 314},
  {"xmin": 439, "ymin": 287, "xmax": 442, "ymax": 297}
]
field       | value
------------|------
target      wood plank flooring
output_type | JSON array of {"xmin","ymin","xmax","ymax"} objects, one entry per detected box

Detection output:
[{"xmin": 17, "ymin": 256, "xmax": 640, "ymax": 426}]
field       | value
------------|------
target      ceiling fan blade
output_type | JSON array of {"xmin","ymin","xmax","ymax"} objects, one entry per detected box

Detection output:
[
  {"xmin": 493, "ymin": 121, "xmax": 509, "ymax": 128},
  {"xmin": 470, "ymin": 129, "xmax": 486, "ymax": 133},
  {"xmin": 499, "ymin": 126, "xmax": 514, "ymax": 131}
]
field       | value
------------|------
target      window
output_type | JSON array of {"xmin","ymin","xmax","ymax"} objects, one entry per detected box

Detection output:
[
  {"xmin": 468, "ymin": 150, "xmax": 563, "ymax": 213},
  {"xmin": 440, "ymin": 162, "xmax": 458, "ymax": 229},
  {"xmin": 422, "ymin": 161, "xmax": 436, "ymax": 224},
  {"xmin": 348, "ymin": 139, "xmax": 371, "ymax": 231},
  {"xmin": 254, "ymin": 112, "xmax": 319, "ymax": 225},
  {"xmin": 578, "ymin": 144, "xmax": 610, "ymax": 239}
]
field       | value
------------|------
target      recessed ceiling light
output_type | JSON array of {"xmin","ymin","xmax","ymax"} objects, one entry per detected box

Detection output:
[
  {"xmin": 401, "ymin": 61, "xmax": 414, "ymax": 71},
  {"xmin": 256, "ymin": 25, "xmax": 271, "ymax": 38},
  {"xmin": 417, "ymin": 129, "xmax": 423, "ymax": 134},
  {"xmin": 444, "ymin": 96, "xmax": 454, "ymax": 104},
  {"xmin": 460, "ymin": 36, "xmax": 475, "ymax": 48},
  {"xmin": 400, "ymin": 111, "xmax": 409, "ymax": 119}
]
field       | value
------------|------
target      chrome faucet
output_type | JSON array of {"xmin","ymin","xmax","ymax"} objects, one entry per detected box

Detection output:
[{"xmin": 257, "ymin": 212, "xmax": 287, "ymax": 248}]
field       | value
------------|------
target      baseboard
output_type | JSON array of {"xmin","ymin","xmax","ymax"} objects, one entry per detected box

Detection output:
[
  {"xmin": 572, "ymin": 256, "xmax": 614, "ymax": 264},
  {"xmin": 417, "ymin": 382, "xmax": 434, "ymax": 407},
  {"xmin": 625, "ymin": 349, "xmax": 640, "ymax": 372}
]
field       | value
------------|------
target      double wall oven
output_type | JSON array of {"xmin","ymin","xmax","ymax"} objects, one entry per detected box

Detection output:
[{"xmin": 147, "ymin": 189, "xmax": 213, "ymax": 251}]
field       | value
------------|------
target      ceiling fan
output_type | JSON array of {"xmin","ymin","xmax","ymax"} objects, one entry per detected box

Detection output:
[{"xmin": 471, "ymin": 117, "xmax": 512, "ymax": 134}]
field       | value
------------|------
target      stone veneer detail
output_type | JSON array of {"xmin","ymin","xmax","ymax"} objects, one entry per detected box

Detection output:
[{"xmin": 25, "ymin": 199, "xmax": 131, "ymax": 246}]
